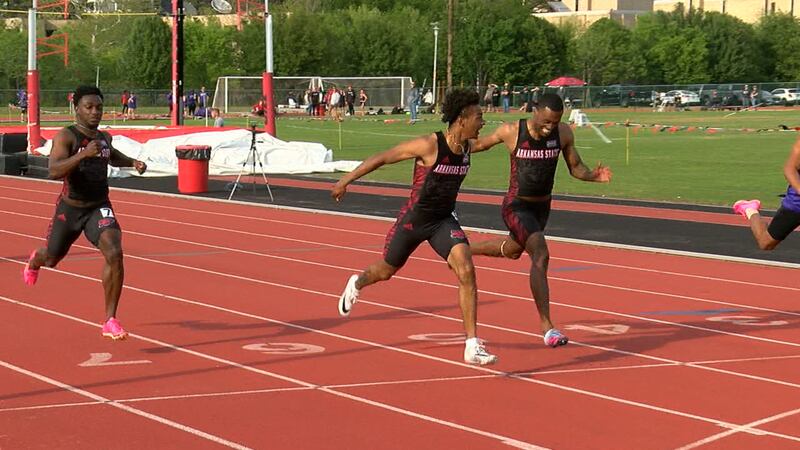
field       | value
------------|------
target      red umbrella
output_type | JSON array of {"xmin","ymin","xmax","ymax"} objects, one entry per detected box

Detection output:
[{"xmin": 545, "ymin": 76, "xmax": 586, "ymax": 87}]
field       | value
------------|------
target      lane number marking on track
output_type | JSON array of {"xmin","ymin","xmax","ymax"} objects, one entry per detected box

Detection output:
[
  {"xmin": 78, "ymin": 353, "xmax": 152, "ymax": 367},
  {"xmin": 242, "ymin": 343, "xmax": 326, "ymax": 354}
]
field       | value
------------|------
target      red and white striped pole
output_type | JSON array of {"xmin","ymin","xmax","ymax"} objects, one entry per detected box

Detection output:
[
  {"xmin": 262, "ymin": 0, "xmax": 275, "ymax": 136},
  {"xmin": 171, "ymin": 0, "xmax": 184, "ymax": 126},
  {"xmin": 27, "ymin": 2, "xmax": 41, "ymax": 154}
]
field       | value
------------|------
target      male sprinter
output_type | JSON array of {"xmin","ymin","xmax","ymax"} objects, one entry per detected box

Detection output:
[
  {"xmin": 332, "ymin": 89, "xmax": 497, "ymax": 365},
  {"xmin": 23, "ymin": 85, "xmax": 147, "ymax": 340},
  {"xmin": 472, "ymin": 93, "xmax": 612, "ymax": 348},
  {"xmin": 733, "ymin": 135, "xmax": 800, "ymax": 249}
]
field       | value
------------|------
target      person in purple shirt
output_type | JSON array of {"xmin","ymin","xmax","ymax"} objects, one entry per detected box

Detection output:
[{"xmin": 733, "ymin": 136, "xmax": 800, "ymax": 249}]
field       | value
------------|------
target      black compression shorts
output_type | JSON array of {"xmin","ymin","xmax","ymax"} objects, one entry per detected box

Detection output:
[
  {"xmin": 767, "ymin": 206, "xmax": 800, "ymax": 241},
  {"xmin": 383, "ymin": 212, "xmax": 468, "ymax": 268},
  {"xmin": 46, "ymin": 198, "xmax": 121, "ymax": 259},
  {"xmin": 502, "ymin": 197, "xmax": 551, "ymax": 246}
]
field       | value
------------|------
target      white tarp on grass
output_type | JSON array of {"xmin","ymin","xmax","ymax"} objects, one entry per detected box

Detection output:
[{"xmin": 35, "ymin": 128, "xmax": 361, "ymax": 178}]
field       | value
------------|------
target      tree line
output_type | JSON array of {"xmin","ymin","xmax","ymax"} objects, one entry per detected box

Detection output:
[{"xmin": 1, "ymin": 0, "xmax": 799, "ymax": 93}]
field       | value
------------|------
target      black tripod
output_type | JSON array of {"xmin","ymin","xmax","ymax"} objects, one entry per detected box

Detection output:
[{"xmin": 228, "ymin": 125, "xmax": 274, "ymax": 202}]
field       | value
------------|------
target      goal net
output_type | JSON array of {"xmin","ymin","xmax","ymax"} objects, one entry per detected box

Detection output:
[{"xmin": 212, "ymin": 75, "xmax": 413, "ymax": 113}]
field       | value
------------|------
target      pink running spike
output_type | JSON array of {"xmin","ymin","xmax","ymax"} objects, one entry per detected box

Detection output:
[
  {"xmin": 22, "ymin": 250, "xmax": 39, "ymax": 286},
  {"xmin": 101, "ymin": 317, "xmax": 128, "ymax": 340},
  {"xmin": 733, "ymin": 199, "xmax": 761, "ymax": 218}
]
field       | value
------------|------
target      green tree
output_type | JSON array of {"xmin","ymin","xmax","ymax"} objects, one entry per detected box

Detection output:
[
  {"xmin": 39, "ymin": 39, "xmax": 98, "ymax": 90},
  {"xmin": 755, "ymin": 13, "xmax": 800, "ymax": 81},
  {"xmin": 699, "ymin": 12, "xmax": 761, "ymax": 82},
  {"xmin": 651, "ymin": 27, "xmax": 710, "ymax": 84},
  {"xmin": 0, "ymin": 28, "xmax": 26, "ymax": 90},
  {"xmin": 575, "ymin": 18, "xmax": 645, "ymax": 85},
  {"xmin": 453, "ymin": 0, "xmax": 528, "ymax": 87},
  {"xmin": 184, "ymin": 18, "xmax": 238, "ymax": 88},
  {"xmin": 122, "ymin": 17, "xmax": 170, "ymax": 89},
  {"xmin": 516, "ymin": 17, "xmax": 570, "ymax": 85},
  {"xmin": 341, "ymin": 5, "xmax": 419, "ymax": 77}
]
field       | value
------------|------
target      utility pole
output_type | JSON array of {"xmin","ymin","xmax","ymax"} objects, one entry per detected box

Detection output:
[{"xmin": 446, "ymin": 0, "xmax": 454, "ymax": 92}]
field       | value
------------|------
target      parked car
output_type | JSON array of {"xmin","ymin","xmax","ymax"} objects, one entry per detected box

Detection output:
[
  {"xmin": 701, "ymin": 84, "xmax": 743, "ymax": 107},
  {"xmin": 771, "ymin": 88, "xmax": 799, "ymax": 106},
  {"xmin": 592, "ymin": 85, "xmax": 651, "ymax": 107},
  {"xmin": 661, "ymin": 90, "xmax": 701, "ymax": 106}
]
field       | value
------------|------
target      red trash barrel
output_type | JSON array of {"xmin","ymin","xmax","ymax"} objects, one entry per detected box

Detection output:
[{"xmin": 175, "ymin": 145, "xmax": 212, "ymax": 194}]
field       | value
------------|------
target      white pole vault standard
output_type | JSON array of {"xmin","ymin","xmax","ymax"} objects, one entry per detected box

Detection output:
[
  {"xmin": 431, "ymin": 23, "xmax": 439, "ymax": 110},
  {"xmin": 27, "ymin": 1, "xmax": 42, "ymax": 154},
  {"xmin": 262, "ymin": 0, "xmax": 276, "ymax": 136}
]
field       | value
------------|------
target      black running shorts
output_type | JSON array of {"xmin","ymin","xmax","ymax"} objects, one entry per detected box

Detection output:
[
  {"xmin": 767, "ymin": 206, "xmax": 800, "ymax": 241},
  {"xmin": 46, "ymin": 198, "xmax": 121, "ymax": 258},
  {"xmin": 383, "ymin": 212, "xmax": 469, "ymax": 268},
  {"xmin": 502, "ymin": 197, "xmax": 551, "ymax": 246}
]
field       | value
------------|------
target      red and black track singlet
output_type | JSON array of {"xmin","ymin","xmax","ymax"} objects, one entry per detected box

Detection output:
[
  {"xmin": 507, "ymin": 119, "xmax": 561, "ymax": 198},
  {"xmin": 61, "ymin": 125, "xmax": 111, "ymax": 203},
  {"xmin": 401, "ymin": 131, "xmax": 470, "ymax": 220}
]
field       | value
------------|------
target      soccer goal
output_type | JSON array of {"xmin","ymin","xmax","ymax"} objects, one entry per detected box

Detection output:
[{"xmin": 212, "ymin": 75, "xmax": 413, "ymax": 113}]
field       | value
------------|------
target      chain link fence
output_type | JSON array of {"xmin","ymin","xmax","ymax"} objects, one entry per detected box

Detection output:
[
  {"xmin": 482, "ymin": 82, "xmax": 800, "ymax": 110},
  {"xmin": 4, "ymin": 82, "xmax": 800, "ymax": 113}
]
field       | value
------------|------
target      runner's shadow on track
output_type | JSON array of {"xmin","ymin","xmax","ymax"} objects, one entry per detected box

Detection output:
[
  {"xmin": 504, "ymin": 313, "xmax": 800, "ymax": 374},
  {"xmin": 138, "ymin": 298, "xmax": 500, "ymax": 355},
  {"xmin": 2, "ymin": 327, "xmax": 477, "ymax": 403},
  {"xmin": 1, "ymin": 251, "xmax": 98, "ymax": 263}
]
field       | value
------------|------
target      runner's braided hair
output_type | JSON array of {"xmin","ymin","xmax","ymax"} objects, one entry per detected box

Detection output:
[
  {"xmin": 441, "ymin": 88, "xmax": 480, "ymax": 125},
  {"xmin": 73, "ymin": 85, "xmax": 104, "ymax": 107}
]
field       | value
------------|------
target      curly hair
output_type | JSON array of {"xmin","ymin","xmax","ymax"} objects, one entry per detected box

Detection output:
[
  {"xmin": 441, "ymin": 88, "xmax": 480, "ymax": 125},
  {"xmin": 73, "ymin": 85, "xmax": 104, "ymax": 107}
]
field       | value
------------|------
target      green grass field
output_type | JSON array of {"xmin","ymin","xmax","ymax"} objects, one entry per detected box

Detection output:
[
  {"xmin": 274, "ymin": 108, "xmax": 800, "ymax": 208},
  {"xmin": 3, "ymin": 106, "xmax": 798, "ymax": 208}
]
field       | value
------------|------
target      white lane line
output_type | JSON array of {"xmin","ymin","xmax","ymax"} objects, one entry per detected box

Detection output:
[
  {"xmin": 4, "ymin": 227, "xmax": 800, "ymax": 395},
  {"xmin": 690, "ymin": 354, "xmax": 800, "ymax": 365},
  {"xmin": 2, "ymin": 181, "xmax": 797, "ymax": 270},
  {"xmin": 0, "ymin": 296, "xmax": 550, "ymax": 450},
  {"xmin": 1, "ymin": 271, "xmax": 797, "ymax": 444},
  {"xmin": 3, "ymin": 209, "xmax": 800, "ymax": 346},
  {"xmin": 2, "ymin": 200, "xmax": 797, "ymax": 318},
  {"xmin": 0, "ymin": 359, "xmax": 252, "ymax": 449},
  {"xmin": 674, "ymin": 407, "xmax": 800, "ymax": 450},
  {"xmin": 0, "ymin": 364, "xmax": 678, "ymax": 413}
]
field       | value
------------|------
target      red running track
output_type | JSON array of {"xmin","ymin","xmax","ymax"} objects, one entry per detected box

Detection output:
[{"xmin": 0, "ymin": 175, "xmax": 799, "ymax": 449}]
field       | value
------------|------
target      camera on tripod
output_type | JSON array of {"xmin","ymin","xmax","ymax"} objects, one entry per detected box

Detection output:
[{"xmin": 227, "ymin": 124, "xmax": 274, "ymax": 202}]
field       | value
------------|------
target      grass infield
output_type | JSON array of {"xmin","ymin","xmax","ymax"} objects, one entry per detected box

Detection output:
[{"xmin": 3, "ymin": 106, "xmax": 797, "ymax": 207}]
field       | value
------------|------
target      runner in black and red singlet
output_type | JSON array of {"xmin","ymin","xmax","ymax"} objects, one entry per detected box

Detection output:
[
  {"xmin": 22, "ymin": 85, "xmax": 147, "ymax": 340},
  {"xmin": 471, "ymin": 93, "xmax": 612, "ymax": 348},
  {"xmin": 331, "ymin": 89, "xmax": 497, "ymax": 365}
]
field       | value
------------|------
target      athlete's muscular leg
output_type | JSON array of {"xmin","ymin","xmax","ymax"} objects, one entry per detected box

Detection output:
[
  {"xmin": 446, "ymin": 243, "xmax": 478, "ymax": 339},
  {"xmin": 470, "ymin": 236, "xmax": 523, "ymax": 259},
  {"xmin": 97, "ymin": 229, "xmax": 124, "ymax": 319},
  {"xmin": 525, "ymin": 232, "xmax": 555, "ymax": 334},
  {"xmin": 28, "ymin": 248, "xmax": 68, "ymax": 270},
  {"xmin": 747, "ymin": 213, "xmax": 780, "ymax": 250},
  {"xmin": 355, "ymin": 260, "xmax": 398, "ymax": 290}
]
